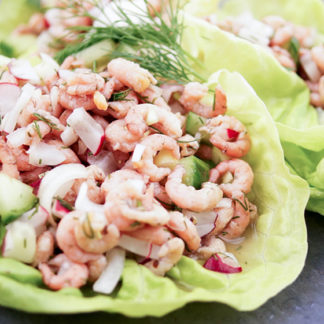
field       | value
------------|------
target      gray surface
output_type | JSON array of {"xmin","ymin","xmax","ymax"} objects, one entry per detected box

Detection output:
[{"xmin": 0, "ymin": 212, "xmax": 323, "ymax": 324}]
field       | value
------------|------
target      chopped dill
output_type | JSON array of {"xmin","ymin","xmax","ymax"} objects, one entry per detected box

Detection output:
[
  {"xmin": 130, "ymin": 221, "xmax": 141, "ymax": 228},
  {"xmin": 54, "ymin": 196, "xmax": 74, "ymax": 211},
  {"xmin": 23, "ymin": 238, "xmax": 27, "ymax": 248},
  {"xmin": 232, "ymin": 215, "xmax": 240, "ymax": 219},
  {"xmin": 54, "ymin": 0, "xmax": 206, "ymax": 84},
  {"xmin": 33, "ymin": 121, "xmax": 42, "ymax": 139},
  {"xmin": 149, "ymin": 125, "xmax": 163, "ymax": 134},
  {"xmin": 177, "ymin": 138, "xmax": 199, "ymax": 144},
  {"xmin": 109, "ymin": 89, "xmax": 132, "ymax": 101},
  {"xmin": 33, "ymin": 113, "xmax": 59, "ymax": 130}
]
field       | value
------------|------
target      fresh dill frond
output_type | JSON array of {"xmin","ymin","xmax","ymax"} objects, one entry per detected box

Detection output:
[{"xmin": 55, "ymin": 0, "xmax": 205, "ymax": 83}]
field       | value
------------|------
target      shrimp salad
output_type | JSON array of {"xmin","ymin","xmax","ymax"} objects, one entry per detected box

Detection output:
[
  {"xmin": 205, "ymin": 12, "xmax": 324, "ymax": 109},
  {"xmin": 0, "ymin": 52, "xmax": 257, "ymax": 293}
]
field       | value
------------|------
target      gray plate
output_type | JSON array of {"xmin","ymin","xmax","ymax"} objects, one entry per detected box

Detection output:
[{"xmin": 0, "ymin": 212, "xmax": 323, "ymax": 323}]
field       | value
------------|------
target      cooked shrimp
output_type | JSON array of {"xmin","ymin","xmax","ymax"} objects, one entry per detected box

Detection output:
[
  {"xmin": 271, "ymin": 46, "xmax": 296, "ymax": 71},
  {"xmin": 15, "ymin": 13, "xmax": 47, "ymax": 35},
  {"xmin": 165, "ymin": 165, "xmax": 223, "ymax": 212},
  {"xmin": 107, "ymin": 58, "xmax": 157, "ymax": 93},
  {"xmin": 311, "ymin": 45, "xmax": 324, "ymax": 73},
  {"xmin": 45, "ymin": 139, "xmax": 80, "ymax": 164},
  {"xmin": 134, "ymin": 134, "xmax": 180, "ymax": 181},
  {"xmin": 168, "ymin": 211, "xmax": 201, "ymax": 251},
  {"xmin": 125, "ymin": 104, "xmax": 182, "ymax": 138},
  {"xmin": 0, "ymin": 138, "xmax": 19, "ymax": 179},
  {"xmin": 74, "ymin": 211, "xmax": 120, "ymax": 254},
  {"xmin": 56, "ymin": 212, "xmax": 100, "ymax": 263},
  {"xmin": 270, "ymin": 25, "xmax": 294, "ymax": 46},
  {"xmin": 222, "ymin": 194, "xmax": 256, "ymax": 239},
  {"xmin": 201, "ymin": 115, "xmax": 250, "ymax": 158},
  {"xmin": 209, "ymin": 159, "xmax": 254, "ymax": 198},
  {"xmin": 177, "ymin": 134, "xmax": 200, "ymax": 157},
  {"xmin": 58, "ymin": 89, "xmax": 96, "ymax": 110},
  {"xmin": 101, "ymin": 169, "xmax": 145, "ymax": 196},
  {"xmin": 39, "ymin": 254, "xmax": 89, "ymax": 290},
  {"xmin": 139, "ymin": 85, "xmax": 170, "ymax": 110},
  {"xmin": 108, "ymin": 91, "xmax": 138, "ymax": 119},
  {"xmin": 106, "ymin": 180, "xmax": 170, "ymax": 229},
  {"xmin": 196, "ymin": 236, "xmax": 226, "ymax": 260},
  {"xmin": 33, "ymin": 231, "xmax": 55, "ymax": 266},
  {"xmin": 105, "ymin": 119, "xmax": 141, "ymax": 153},
  {"xmin": 11, "ymin": 146, "xmax": 37, "ymax": 172},
  {"xmin": 88, "ymin": 255, "xmax": 107, "ymax": 282},
  {"xmin": 144, "ymin": 238, "xmax": 184, "ymax": 276},
  {"xmin": 20, "ymin": 166, "xmax": 51, "ymax": 184},
  {"xmin": 179, "ymin": 82, "xmax": 227, "ymax": 118},
  {"xmin": 85, "ymin": 165, "xmax": 105, "ymax": 204},
  {"xmin": 128, "ymin": 225, "xmax": 173, "ymax": 245},
  {"xmin": 153, "ymin": 182, "xmax": 174, "ymax": 207},
  {"xmin": 25, "ymin": 121, "xmax": 51, "ymax": 145}
]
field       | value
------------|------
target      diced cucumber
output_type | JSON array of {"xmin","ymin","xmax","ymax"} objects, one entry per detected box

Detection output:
[
  {"xmin": 75, "ymin": 39, "xmax": 116, "ymax": 69},
  {"xmin": 115, "ymin": 42, "xmax": 139, "ymax": 56},
  {"xmin": 154, "ymin": 149, "xmax": 179, "ymax": 170},
  {"xmin": 0, "ymin": 173, "xmax": 38, "ymax": 225},
  {"xmin": 180, "ymin": 156, "xmax": 212, "ymax": 189},
  {"xmin": 185, "ymin": 112, "xmax": 210, "ymax": 144},
  {"xmin": 185, "ymin": 112, "xmax": 206, "ymax": 136},
  {"xmin": 2, "ymin": 221, "xmax": 36, "ymax": 263},
  {"xmin": 211, "ymin": 146, "xmax": 230, "ymax": 165}
]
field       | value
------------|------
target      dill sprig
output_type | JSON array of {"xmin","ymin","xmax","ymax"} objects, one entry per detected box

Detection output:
[{"xmin": 54, "ymin": 0, "xmax": 205, "ymax": 84}]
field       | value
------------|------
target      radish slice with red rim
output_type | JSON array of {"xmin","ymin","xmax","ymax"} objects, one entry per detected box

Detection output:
[
  {"xmin": 8, "ymin": 59, "xmax": 40, "ymax": 83},
  {"xmin": 203, "ymin": 253, "xmax": 242, "ymax": 274}
]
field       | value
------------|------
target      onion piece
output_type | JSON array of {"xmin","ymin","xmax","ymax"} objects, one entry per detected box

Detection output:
[
  {"xmin": 118, "ymin": 235, "xmax": 160, "ymax": 259},
  {"xmin": 0, "ymin": 83, "xmax": 21, "ymax": 116},
  {"xmin": 75, "ymin": 182, "xmax": 105, "ymax": 214},
  {"xmin": 93, "ymin": 248, "xmax": 125, "ymax": 294},
  {"xmin": 220, "ymin": 236, "xmax": 245, "ymax": 245},
  {"xmin": 18, "ymin": 206, "xmax": 48, "ymax": 236},
  {"xmin": 203, "ymin": 253, "xmax": 242, "ymax": 274},
  {"xmin": 131, "ymin": 144, "xmax": 146, "ymax": 163},
  {"xmin": 6, "ymin": 127, "xmax": 27, "ymax": 147},
  {"xmin": 8, "ymin": 59, "xmax": 40, "ymax": 83},
  {"xmin": 300, "ymin": 52, "xmax": 321, "ymax": 82},
  {"xmin": 184, "ymin": 210, "xmax": 217, "ymax": 237},
  {"xmin": 1, "ymin": 83, "xmax": 35, "ymax": 133},
  {"xmin": 38, "ymin": 164, "xmax": 87, "ymax": 212},
  {"xmin": 28, "ymin": 142, "xmax": 66, "ymax": 166},
  {"xmin": 87, "ymin": 149, "xmax": 118, "ymax": 176},
  {"xmin": 67, "ymin": 107, "xmax": 104, "ymax": 155},
  {"xmin": 2, "ymin": 221, "xmax": 36, "ymax": 263},
  {"xmin": 60, "ymin": 126, "xmax": 78, "ymax": 146}
]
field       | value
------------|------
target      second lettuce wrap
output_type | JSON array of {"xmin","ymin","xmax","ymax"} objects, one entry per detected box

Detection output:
[{"xmin": 182, "ymin": 0, "xmax": 324, "ymax": 215}]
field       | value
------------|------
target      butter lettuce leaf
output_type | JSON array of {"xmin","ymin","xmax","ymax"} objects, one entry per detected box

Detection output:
[
  {"xmin": 182, "ymin": 0, "xmax": 324, "ymax": 214},
  {"xmin": 0, "ymin": 69, "xmax": 309, "ymax": 315}
]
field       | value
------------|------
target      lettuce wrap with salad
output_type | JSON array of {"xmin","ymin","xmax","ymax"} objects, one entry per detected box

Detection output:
[
  {"xmin": 182, "ymin": 0, "xmax": 324, "ymax": 215},
  {"xmin": 0, "ymin": 0, "xmax": 308, "ymax": 317}
]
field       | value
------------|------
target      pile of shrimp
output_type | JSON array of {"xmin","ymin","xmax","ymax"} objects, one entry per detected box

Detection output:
[
  {"xmin": 205, "ymin": 13, "xmax": 324, "ymax": 109},
  {"xmin": 0, "ymin": 55, "xmax": 256, "ymax": 291}
]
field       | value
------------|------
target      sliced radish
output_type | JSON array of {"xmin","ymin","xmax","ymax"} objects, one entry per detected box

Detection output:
[
  {"xmin": 1, "ymin": 83, "xmax": 35, "ymax": 133},
  {"xmin": 203, "ymin": 253, "xmax": 242, "ymax": 274},
  {"xmin": 6, "ymin": 127, "xmax": 27, "ymax": 147},
  {"xmin": 18, "ymin": 206, "xmax": 48, "ymax": 236},
  {"xmin": 28, "ymin": 142, "xmax": 66, "ymax": 166},
  {"xmin": 67, "ymin": 107, "xmax": 104, "ymax": 155},
  {"xmin": 2, "ymin": 221, "xmax": 36, "ymax": 263},
  {"xmin": 38, "ymin": 163, "xmax": 88, "ymax": 212},
  {"xmin": 60, "ymin": 126, "xmax": 78, "ymax": 146},
  {"xmin": 75, "ymin": 182, "xmax": 105, "ymax": 214},
  {"xmin": 227, "ymin": 128, "xmax": 239, "ymax": 140},
  {"xmin": 8, "ymin": 59, "xmax": 40, "ymax": 84},
  {"xmin": 93, "ymin": 248, "xmax": 126, "ymax": 294},
  {"xmin": 87, "ymin": 149, "xmax": 118, "ymax": 176},
  {"xmin": 0, "ymin": 83, "xmax": 21, "ymax": 116},
  {"xmin": 51, "ymin": 199, "xmax": 72, "ymax": 219},
  {"xmin": 118, "ymin": 235, "xmax": 160, "ymax": 260}
]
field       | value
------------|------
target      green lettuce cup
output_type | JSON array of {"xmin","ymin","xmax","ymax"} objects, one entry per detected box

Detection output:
[
  {"xmin": 182, "ymin": 0, "xmax": 324, "ymax": 215},
  {"xmin": 0, "ymin": 70, "xmax": 309, "ymax": 316}
]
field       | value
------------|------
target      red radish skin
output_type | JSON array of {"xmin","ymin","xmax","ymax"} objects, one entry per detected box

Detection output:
[
  {"xmin": 54, "ymin": 200, "xmax": 71, "ymax": 214},
  {"xmin": 30, "ymin": 178, "xmax": 42, "ymax": 194},
  {"xmin": 203, "ymin": 254, "xmax": 242, "ymax": 274},
  {"xmin": 94, "ymin": 134, "xmax": 105, "ymax": 156},
  {"xmin": 8, "ymin": 60, "xmax": 39, "ymax": 82},
  {"xmin": 227, "ymin": 128, "xmax": 240, "ymax": 141}
]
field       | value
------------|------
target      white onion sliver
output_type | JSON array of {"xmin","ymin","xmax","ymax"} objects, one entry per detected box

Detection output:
[
  {"xmin": 6, "ymin": 127, "xmax": 27, "ymax": 147},
  {"xmin": 9, "ymin": 59, "xmax": 40, "ymax": 83},
  {"xmin": 93, "ymin": 248, "xmax": 125, "ymax": 294},
  {"xmin": 145, "ymin": 109, "xmax": 159, "ymax": 125},
  {"xmin": 0, "ymin": 83, "xmax": 20, "ymax": 116},
  {"xmin": 28, "ymin": 142, "xmax": 66, "ymax": 166},
  {"xmin": 75, "ymin": 182, "xmax": 105, "ymax": 214},
  {"xmin": 38, "ymin": 164, "xmax": 87, "ymax": 212},
  {"xmin": 220, "ymin": 236, "xmax": 245, "ymax": 245},
  {"xmin": 1, "ymin": 83, "xmax": 35, "ymax": 133},
  {"xmin": 87, "ymin": 150, "xmax": 118, "ymax": 176},
  {"xmin": 132, "ymin": 144, "xmax": 146, "ymax": 163},
  {"xmin": 60, "ymin": 126, "xmax": 78, "ymax": 146},
  {"xmin": 40, "ymin": 52, "xmax": 59, "ymax": 70},
  {"xmin": 118, "ymin": 235, "xmax": 160, "ymax": 260},
  {"xmin": 196, "ymin": 224, "xmax": 216, "ymax": 237}
]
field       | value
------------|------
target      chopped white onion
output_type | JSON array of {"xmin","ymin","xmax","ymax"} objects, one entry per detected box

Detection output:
[
  {"xmin": 18, "ymin": 206, "xmax": 48, "ymax": 236},
  {"xmin": 93, "ymin": 248, "xmax": 125, "ymax": 294},
  {"xmin": 6, "ymin": 127, "xmax": 27, "ymax": 147},
  {"xmin": 1, "ymin": 83, "xmax": 35, "ymax": 133},
  {"xmin": 220, "ymin": 236, "xmax": 246, "ymax": 245},
  {"xmin": 131, "ymin": 144, "xmax": 146, "ymax": 163},
  {"xmin": 118, "ymin": 235, "xmax": 160, "ymax": 259},
  {"xmin": 40, "ymin": 52, "xmax": 59, "ymax": 70},
  {"xmin": 300, "ymin": 52, "xmax": 321, "ymax": 82},
  {"xmin": 0, "ymin": 83, "xmax": 21, "ymax": 116},
  {"xmin": 28, "ymin": 142, "xmax": 66, "ymax": 166},
  {"xmin": 8, "ymin": 59, "xmax": 40, "ymax": 83},
  {"xmin": 50, "ymin": 86, "xmax": 59, "ymax": 112},
  {"xmin": 58, "ymin": 69, "xmax": 75, "ymax": 81},
  {"xmin": 60, "ymin": 126, "xmax": 78, "ymax": 146},
  {"xmin": 75, "ymin": 182, "xmax": 105, "ymax": 214},
  {"xmin": 67, "ymin": 107, "xmax": 104, "ymax": 155},
  {"xmin": 38, "ymin": 164, "xmax": 88, "ymax": 212},
  {"xmin": 184, "ymin": 210, "xmax": 217, "ymax": 237},
  {"xmin": 145, "ymin": 109, "xmax": 159, "ymax": 125},
  {"xmin": 2, "ymin": 221, "xmax": 36, "ymax": 263}
]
